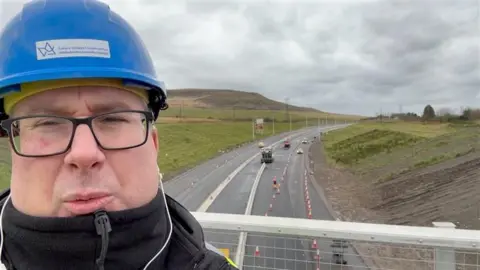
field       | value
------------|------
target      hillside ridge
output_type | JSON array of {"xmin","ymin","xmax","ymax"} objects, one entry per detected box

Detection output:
[{"xmin": 167, "ymin": 88, "xmax": 321, "ymax": 112}]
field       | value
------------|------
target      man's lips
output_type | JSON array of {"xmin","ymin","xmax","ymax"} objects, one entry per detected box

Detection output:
[{"xmin": 63, "ymin": 192, "xmax": 114, "ymax": 215}]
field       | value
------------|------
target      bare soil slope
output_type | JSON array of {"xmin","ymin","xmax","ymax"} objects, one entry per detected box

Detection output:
[
  {"xmin": 371, "ymin": 153, "xmax": 480, "ymax": 229},
  {"xmin": 310, "ymin": 130, "xmax": 480, "ymax": 229},
  {"xmin": 309, "ymin": 137, "xmax": 480, "ymax": 269}
]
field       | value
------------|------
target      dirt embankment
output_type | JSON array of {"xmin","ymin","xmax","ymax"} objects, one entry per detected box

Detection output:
[
  {"xmin": 308, "ymin": 141, "xmax": 377, "ymax": 223},
  {"xmin": 309, "ymin": 138, "xmax": 480, "ymax": 270},
  {"xmin": 309, "ymin": 140, "xmax": 480, "ymax": 229}
]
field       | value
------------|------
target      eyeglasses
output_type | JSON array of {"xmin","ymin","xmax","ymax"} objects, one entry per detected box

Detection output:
[{"xmin": 0, "ymin": 110, "xmax": 154, "ymax": 157}]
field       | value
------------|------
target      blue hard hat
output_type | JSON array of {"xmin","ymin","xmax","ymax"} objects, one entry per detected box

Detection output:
[{"xmin": 0, "ymin": 0, "xmax": 168, "ymax": 119}]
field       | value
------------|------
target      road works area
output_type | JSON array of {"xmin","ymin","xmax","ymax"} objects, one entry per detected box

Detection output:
[
  {"xmin": 308, "ymin": 121, "xmax": 480, "ymax": 269},
  {"xmin": 310, "ymin": 123, "xmax": 480, "ymax": 229}
]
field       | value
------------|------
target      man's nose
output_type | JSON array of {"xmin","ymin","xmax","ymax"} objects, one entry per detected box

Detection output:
[{"xmin": 64, "ymin": 125, "xmax": 106, "ymax": 169}]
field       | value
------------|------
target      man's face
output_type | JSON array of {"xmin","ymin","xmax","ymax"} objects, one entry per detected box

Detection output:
[{"xmin": 8, "ymin": 86, "xmax": 160, "ymax": 217}]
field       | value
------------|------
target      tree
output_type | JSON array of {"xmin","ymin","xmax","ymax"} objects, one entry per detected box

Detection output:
[
  {"xmin": 390, "ymin": 112, "xmax": 419, "ymax": 121},
  {"xmin": 461, "ymin": 107, "xmax": 472, "ymax": 120},
  {"xmin": 422, "ymin": 104, "xmax": 435, "ymax": 120}
]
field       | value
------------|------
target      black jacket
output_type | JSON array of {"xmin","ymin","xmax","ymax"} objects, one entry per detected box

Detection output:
[{"xmin": 0, "ymin": 188, "xmax": 238, "ymax": 270}]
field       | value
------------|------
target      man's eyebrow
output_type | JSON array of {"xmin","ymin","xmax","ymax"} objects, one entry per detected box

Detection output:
[
  {"xmin": 88, "ymin": 102, "xmax": 136, "ymax": 113},
  {"xmin": 20, "ymin": 107, "xmax": 72, "ymax": 116}
]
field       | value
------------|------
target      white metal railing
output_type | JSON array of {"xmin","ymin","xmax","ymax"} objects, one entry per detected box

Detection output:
[{"xmin": 193, "ymin": 212, "xmax": 480, "ymax": 270}]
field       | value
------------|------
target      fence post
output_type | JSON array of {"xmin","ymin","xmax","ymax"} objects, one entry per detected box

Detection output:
[{"xmin": 432, "ymin": 222, "xmax": 456, "ymax": 270}]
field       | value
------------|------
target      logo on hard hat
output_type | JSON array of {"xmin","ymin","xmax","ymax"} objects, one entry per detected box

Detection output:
[{"xmin": 37, "ymin": 42, "xmax": 56, "ymax": 57}]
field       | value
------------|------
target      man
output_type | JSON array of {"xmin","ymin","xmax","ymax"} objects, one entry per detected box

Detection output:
[{"xmin": 0, "ymin": 0, "xmax": 238, "ymax": 269}]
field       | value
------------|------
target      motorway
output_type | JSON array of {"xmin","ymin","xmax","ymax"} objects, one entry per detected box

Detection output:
[
  {"xmin": 164, "ymin": 129, "xmax": 308, "ymax": 210},
  {"xmin": 242, "ymin": 134, "xmax": 367, "ymax": 269},
  {"xmin": 243, "ymin": 136, "xmax": 308, "ymax": 269},
  {"xmin": 163, "ymin": 125, "xmax": 363, "ymax": 269}
]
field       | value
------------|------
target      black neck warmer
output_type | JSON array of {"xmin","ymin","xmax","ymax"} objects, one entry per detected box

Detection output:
[{"xmin": 1, "ymin": 192, "xmax": 170, "ymax": 270}]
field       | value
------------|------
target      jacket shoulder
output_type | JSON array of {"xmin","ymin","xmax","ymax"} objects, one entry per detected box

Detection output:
[{"xmin": 165, "ymin": 195, "xmax": 238, "ymax": 269}]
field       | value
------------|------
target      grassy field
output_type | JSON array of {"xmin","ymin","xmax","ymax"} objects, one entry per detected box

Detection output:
[
  {"xmin": 160, "ymin": 106, "xmax": 360, "ymax": 122},
  {"xmin": 167, "ymin": 89, "xmax": 364, "ymax": 120},
  {"xmin": 0, "ymin": 120, "xmax": 309, "ymax": 189},
  {"xmin": 321, "ymin": 120, "xmax": 480, "ymax": 182},
  {"xmin": 322, "ymin": 121, "xmax": 454, "ymax": 148},
  {"xmin": 0, "ymin": 140, "xmax": 11, "ymax": 190},
  {"xmin": 165, "ymin": 88, "xmax": 364, "ymax": 122}
]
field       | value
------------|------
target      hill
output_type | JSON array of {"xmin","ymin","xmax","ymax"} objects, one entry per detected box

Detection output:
[{"xmin": 167, "ymin": 89, "xmax": 320, "ymax": 112}]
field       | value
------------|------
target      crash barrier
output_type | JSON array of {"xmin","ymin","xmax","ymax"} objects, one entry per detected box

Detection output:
[{"xmin": 193, "ymin": 212, "xmax": 480, "ymax": 270}]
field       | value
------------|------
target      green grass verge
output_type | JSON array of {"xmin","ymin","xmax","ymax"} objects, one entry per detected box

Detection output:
[
  {"xmin": 326, "ymin": 129, "xmax": 424, "ymax": 165},
  {"xmin": 323, "ymin": 121, "xmax": 453, "ymax": 148},
  {"xmin": 0, "ymin": 164, "xmax": 10, "ymax": 190},
  {"xmin": 322, "ymin": 121, "xmax": 459, "ymax": 166},
  {"xmin": 321, "ymin": 120, "xmax": 480, "ymax": 182}
]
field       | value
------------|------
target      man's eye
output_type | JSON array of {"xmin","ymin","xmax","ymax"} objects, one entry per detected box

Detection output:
[
  {"xmin": 35, "ymin": 120, "xmax": 61, "ymax": 126},
  {"xmin": 100, "ymin": 117, "xmax": 127, "ymax": 122}
]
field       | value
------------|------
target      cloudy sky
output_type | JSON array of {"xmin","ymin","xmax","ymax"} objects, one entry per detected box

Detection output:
[{"xmin": 1, "ymin": 0, "xmax": 478, "ymax": 116}]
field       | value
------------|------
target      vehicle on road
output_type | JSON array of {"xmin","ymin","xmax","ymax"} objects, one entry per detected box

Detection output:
[
  {"xmin": 283, "ymin": 140, "xmax": 290, "ymax": 149},
  {"xmin": 301, "ymin": 138, "xmax": 308, "ymax": 144},
  {"xmin": 297, "ymin": 148, "xmax": 303, "ymax": 154},
  {"xmin": 258, "ymin": 141, "xmax": 264, "ymax": 148},
  {"xmin": 261, "ymin": 147, "xmax": 274, "ymax": 163}
]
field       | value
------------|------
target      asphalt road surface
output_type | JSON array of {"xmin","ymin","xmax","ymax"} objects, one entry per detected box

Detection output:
[
  {"xmin": 163, "ymin": 125, "xmax": 363, "ymax": 269},
  {"xmin": 201, "ymin": 131, "xmax": 314, "ymax": 260},
  {"xmin": 243, "ymin": 128, "xmax": 367, "ymax": 270},
  {"xmin": 164, "ymin": 128, "xmax": 307, "ymax": 209},
  {"xmin": 243, "ymin": 137, "xmax": 315, "ymax": 270}
]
